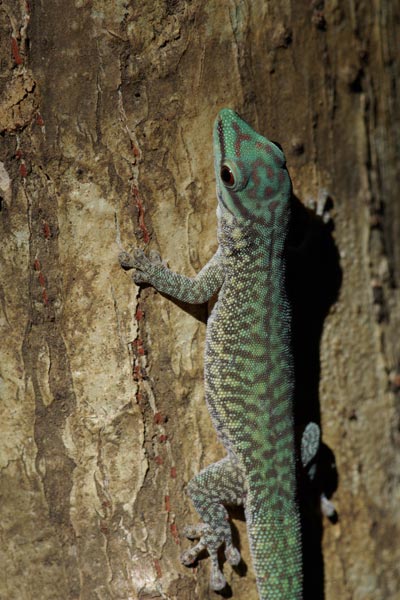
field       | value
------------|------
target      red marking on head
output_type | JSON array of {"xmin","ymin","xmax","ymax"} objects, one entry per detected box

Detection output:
[
  {"xmin": 265, "ymin": 186, "xmax": 274, "ymax": 198},
  {"xmin": 268, "ymin": 200, "xmax": 279, "ymax": 215},
  {"xmin": 42, "ymin": 222, "xmax": 51, "ymax": 239},
  {"xmin": 33, "ymin": 259, "xmax": 41, "ymax": 271},
  {"xmin": 266, "ymin": 165, "xmax": 274, "ymax": 179},
  {"xmin": 11, "ymin": 37, "xmax": 23, "ymax": 65},
  {"xmin": 251, "ymin": 157, "xmax": 269, "ymax": 193},
  {"xmin": 232, "ymin": 122, "xmax": 251, "ymax": 157},
  {"xmin": 247, "ymin": 188, "xmax": 258, "ymax": 200}
]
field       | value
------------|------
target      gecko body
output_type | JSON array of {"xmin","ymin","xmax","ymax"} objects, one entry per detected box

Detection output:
[{"xmin": 120, "ymin": 109, "xmax": 311, "ymax": 599}]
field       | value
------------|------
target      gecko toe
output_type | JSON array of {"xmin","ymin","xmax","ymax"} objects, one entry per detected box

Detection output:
[
  {"xmin": 149, "ymin": 249, "xmax": 162, "ymax": 264},
  {"xmin": 118, "ymin": 251, "xmax": 134, "ymax": 269},
  {"xmin": 210, "ymin": 566, "xmax": 227, "ymax": 591},
  {"xmin": 225, "ymin": 543, "xmax": 241, "ymax": 566}
]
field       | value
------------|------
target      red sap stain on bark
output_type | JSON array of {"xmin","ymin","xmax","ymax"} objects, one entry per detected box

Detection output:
[
  {"xmin": 154, "ymin": 412, "xmax": 163, "ymax": 424},
  {"xmin": 133, "ymin": 338, "xmax": 145, "ymax": 355},
  {"xmin": 170, "ymin": 467, "xmax": 177, "ymax": 479},
  {"xmin": 170, "ymin": 523, "xmax": 180, "ymax": 544},
  {"xmin": 155, "ymin": 455, "xmax": 163, "ymax": 465},
  {"xmin": 36, "ymin": 113, "xmax": 45, "ymax": 127},
  {"xmin": 154, "ymin": 559, "xmax": 162, "ymax": 578},
  {"xmin": 11, "ymin": 37, "xmax": 23, "ymax": 65},
  {"xmin": 43, "ymin": 222, "xmax": 51, "ymax": 239},
  {"xmin": 135, "ymin": 307, "xmax": 144, "ymax": 321},
  {"xmin": 19, "ymin": 163, "xmax": 27, "ymax": 177},
  {"xmin": 33, "ymin": 259, "xmax": 41, "ymax": 271},
  {"xmin": 132, "ymin": 186, "xmax": 150, "ymax": 244},
  {"xmin": 165, "ymin": 495, "xmax": 171, "ymax": 512},
  {"xmin": 38, "ymin": 272, "xmax": 46, "ymax": 287},
  {"xmin": 42, "ymin": 289, "xmax": 49, "ymax": 305},
  {"xmin": 159, "ymin": 434, "xmax": 168, "ymax": 443}
]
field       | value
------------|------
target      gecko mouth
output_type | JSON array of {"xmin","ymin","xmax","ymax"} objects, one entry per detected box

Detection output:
[{"xmin": 217, "ymin": 190, "xmax": 235, "ymax": 217}]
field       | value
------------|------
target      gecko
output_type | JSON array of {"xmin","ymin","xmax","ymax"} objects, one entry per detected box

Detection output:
[{"xmin": 119, "ymin": 109, "xmax": 328, "ymax": 599}]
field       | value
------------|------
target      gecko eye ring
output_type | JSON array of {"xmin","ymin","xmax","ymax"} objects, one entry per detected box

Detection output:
[{"xmin": 220, "ymin": 161, "xmax": 247, "ymax": 192}]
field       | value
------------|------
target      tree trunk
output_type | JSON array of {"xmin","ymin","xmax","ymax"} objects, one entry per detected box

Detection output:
[{"xmin": 0, "ymin": 1, "xmax": 399, "ymax": 599}]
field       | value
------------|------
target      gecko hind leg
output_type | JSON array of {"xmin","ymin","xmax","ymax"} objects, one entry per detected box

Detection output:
[{"xmin": 180, "ymin": 457, "xmax": 245, "ymax": 591}]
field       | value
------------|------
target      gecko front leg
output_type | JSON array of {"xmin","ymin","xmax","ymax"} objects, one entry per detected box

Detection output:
[{"xmin": 119, "ymin": 248, "xmax": 225, "ymax": 304}]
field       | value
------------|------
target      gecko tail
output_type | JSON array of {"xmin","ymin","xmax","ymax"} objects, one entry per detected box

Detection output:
[{"xmin": 246, "ymin": 503, "xmax": 303, "ymax": 600}]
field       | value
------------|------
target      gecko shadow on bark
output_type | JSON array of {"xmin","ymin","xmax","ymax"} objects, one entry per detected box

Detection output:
[{"xmin": 286, "ymin": 193, "xmax": 342, "ymax": 600}]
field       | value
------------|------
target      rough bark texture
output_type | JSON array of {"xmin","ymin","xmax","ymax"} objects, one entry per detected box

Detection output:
[{"xmin": 0, "ymin": 1, "xmax": 399, "ymax": 599}]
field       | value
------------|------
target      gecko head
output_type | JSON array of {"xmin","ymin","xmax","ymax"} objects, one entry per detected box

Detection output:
[{"xmin": 213, "ymin": 108, "xmax": 292, "ymax": 226}]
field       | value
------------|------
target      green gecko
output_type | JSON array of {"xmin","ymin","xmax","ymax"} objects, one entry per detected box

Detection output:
[{"xmin": 119, "ymin": 109, "xmax": 328, "ymax": 599}]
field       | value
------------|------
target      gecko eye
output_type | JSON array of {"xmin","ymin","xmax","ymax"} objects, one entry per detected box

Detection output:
[
  {"xmin": 219, "ymin": 160, "xmax": 248, "ymax": 191},
  {"xmin": 220, "ymin": 165, "xmax": 235, "ymax": 188}
]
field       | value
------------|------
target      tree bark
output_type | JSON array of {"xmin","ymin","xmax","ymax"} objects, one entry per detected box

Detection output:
[{"xmin": 0, "ymin": 1, "xmax": 399, "ymax": 599}]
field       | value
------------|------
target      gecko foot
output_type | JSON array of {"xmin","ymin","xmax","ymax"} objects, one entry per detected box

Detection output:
[
  {"xmin": 181, "ymin": 541, "xmax": 227, "ymax": 591},
  {"xmin": 180, "ymin": 522, "xmax": 238, "ymax": 591},
  {"xmin": 118, "ymin": 248, "xmax": 165, "ymax": 285}
]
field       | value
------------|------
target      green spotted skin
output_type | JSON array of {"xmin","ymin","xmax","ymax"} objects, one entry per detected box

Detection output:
[{"xmin": 122, "ymin": 109, "xmax": 302, "ymax": 599}]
